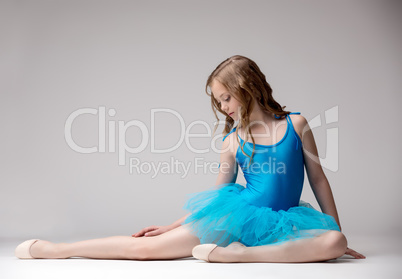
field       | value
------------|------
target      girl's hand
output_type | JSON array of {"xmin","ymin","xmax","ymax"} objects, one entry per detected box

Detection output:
[
  {"xmin": 345, "ymin": 247, "xmax": 366, "ymax": 259},
  {"xmin": 131, "ymin": 225, "xmax": 173, "ymax": 237}
]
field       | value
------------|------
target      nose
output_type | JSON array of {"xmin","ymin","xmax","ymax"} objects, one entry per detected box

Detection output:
[{"xmin": 221, "ymin": 103, "xmax": 228, "ymax": 112}]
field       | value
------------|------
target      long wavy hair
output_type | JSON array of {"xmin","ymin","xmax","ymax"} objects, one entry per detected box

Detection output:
[{"xmin": 206, "ymin": 55, "xmax": 291, "ymax": 163}]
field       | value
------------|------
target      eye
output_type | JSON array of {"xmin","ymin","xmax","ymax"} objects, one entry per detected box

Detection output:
[{"xmin": 216, "ymin": 96, "xmax": 230, "ymax": 106}]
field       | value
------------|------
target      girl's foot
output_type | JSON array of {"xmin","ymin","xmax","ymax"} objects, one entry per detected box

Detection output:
[
  {"xmin": 208, "ymin": 241, "xmax": 246, "ymax": 263},
  {"xmin": 30, "ymin": 240, "xmax": 66, "ymax": 259}
]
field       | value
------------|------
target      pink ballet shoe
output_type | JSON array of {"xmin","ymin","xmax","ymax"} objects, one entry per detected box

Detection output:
[
  {"xmin": 192, "ymin": 244, "xmax": 218, "ymax": 262},
  {"xmin": 15, "ymin": 239, "xmax": 40, "ymax": 259}
]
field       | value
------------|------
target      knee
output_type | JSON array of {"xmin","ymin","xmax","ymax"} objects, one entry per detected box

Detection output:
[
  {"xmin": 323, "ymin": 231, "xmax": 348, "ymax": 259},
  {"xmin": 125, "ymin": 242, "xmax": 152, "ymax": 260}
]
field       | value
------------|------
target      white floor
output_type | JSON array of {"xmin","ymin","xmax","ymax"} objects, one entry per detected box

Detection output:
[{"xmin": 1, "ymin": 233, "xmax": 401, "ymax": 279}]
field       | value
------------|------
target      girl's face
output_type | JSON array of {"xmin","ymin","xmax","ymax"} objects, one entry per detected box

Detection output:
[{"xmin": 211, "ymin": 80, "xmax": 242, "ymax": 120}]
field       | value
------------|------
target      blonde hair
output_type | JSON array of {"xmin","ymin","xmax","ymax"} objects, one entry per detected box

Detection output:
[{"xmin": 206, "ymin": 55, "xmax": 291, "ymax": 163}]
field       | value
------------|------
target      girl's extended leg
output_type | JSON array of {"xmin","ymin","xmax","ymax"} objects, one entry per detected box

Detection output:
[
  {"xmin": 208, "ymin": 230, "xmax": 348, "ymax": 263},
  {"xmin": 30, "ymin": 224, "xmax": 200, "ymax": 260}
]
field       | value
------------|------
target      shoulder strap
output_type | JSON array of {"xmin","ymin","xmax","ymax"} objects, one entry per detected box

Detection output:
[
  {"xmin": 286, "ymin": 112, "xmax": 301, "ymax": 126},
  {"xmin": 274, "ymin": 112, "xmax": 301, "ymax": 119},
  {"xmin": 285, "ymin": 112, "xmax": 301, "ymax": 127},
  {"xmin": 285, "ymin": 112, "xmax": 302, "ymax": 150},
  {"xmin": 222, "ymin": 126, "xmax": 237, "ymax": 142}
]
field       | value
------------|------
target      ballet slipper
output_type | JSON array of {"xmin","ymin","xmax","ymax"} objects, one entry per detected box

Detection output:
[
  {"xmin": 15, "ymin": 239, "xmax": 40, "ymax": 259},
  {"xmin": 192, "ymin": 244, "xmax": 218, "ymax": 262}
]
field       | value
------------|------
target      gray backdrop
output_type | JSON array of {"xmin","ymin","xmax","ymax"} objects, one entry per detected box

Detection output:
[{"xmin": 1, "ymin": 0, "xmax": 400, "ymax": 243}]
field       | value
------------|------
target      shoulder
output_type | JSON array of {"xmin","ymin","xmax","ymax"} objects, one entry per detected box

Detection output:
[
  {"xmin": 288, "ymin": 114, "xmax": 308, "ymax": 141},
  {"xmin": 222, "ymin": 126, "xmax": 237, "ymax": 142},
  {"xmin": 222, "ymin": 128, "xmax": 239, "ymax": 157}
]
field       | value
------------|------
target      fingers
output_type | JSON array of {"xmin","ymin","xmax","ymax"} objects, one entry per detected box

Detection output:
[
  {"xmin": 132, "ymin": 229, "xmax": 144, "ymax": 237},
  {"xmin": 132, "ymin": 226, "xmax": 158, "ymax": 237},
  {"xmin": 353, "ymin": 251, "xmax": 366, "ymax": 259},
  {"xmin": 143, "ymin": 229, "xmax": 160, "ymax": 237},
  {"xmin": 345, "ymin": 247, "xmax": 366, "ymax": 259}
]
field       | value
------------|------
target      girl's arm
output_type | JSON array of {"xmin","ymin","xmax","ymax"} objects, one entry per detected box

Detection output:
[
  {"xmin": 169, "ymin": 132, "xmax": 238, "ymax": 229},
  {"xmin": 294, "ymin": 115, "xmax": 367, "ymax": 259},
  {"xmin": 215, "ymin": 132, "xmax": 239, "ymax": 185},
  {"xmin": 295, "ymin": 115, "xmax": 342, "ymax": 231}
]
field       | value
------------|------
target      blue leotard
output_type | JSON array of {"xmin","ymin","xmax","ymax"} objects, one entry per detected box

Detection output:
[
  {"xmin": 182, "ymin": 112, "xmax": 340, "ymax": 247},
  {"xmin": 234, "ymin": 112, "xmax": 304, "ymax": 212}
]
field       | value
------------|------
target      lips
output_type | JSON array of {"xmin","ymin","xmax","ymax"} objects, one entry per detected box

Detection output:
[{"xmin": 229, "ymin": 112, "xmax": 234, "ymax": 116}]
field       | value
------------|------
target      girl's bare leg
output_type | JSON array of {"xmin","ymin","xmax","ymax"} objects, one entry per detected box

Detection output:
[
  {"xmin": 30, "ymin": 224, "xmax": 200, "ymax": 260},
  {"xmin": 208, "ymin": 230, "xmax": 348, "ymax": 263}
]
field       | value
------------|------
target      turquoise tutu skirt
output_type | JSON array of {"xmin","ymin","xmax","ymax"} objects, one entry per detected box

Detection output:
[{"xmin": 181, "ymin": 183, "xmax": 340, "ymax": 247}]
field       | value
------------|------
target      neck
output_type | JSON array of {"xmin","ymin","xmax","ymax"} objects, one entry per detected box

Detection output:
[{"xmin": 247, "ymin": 101, "xmax": 275, "ymax": 127}]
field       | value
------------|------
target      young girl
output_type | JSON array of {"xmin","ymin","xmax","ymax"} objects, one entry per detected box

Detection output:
[{"xmin": 15, "ymin": 55, "xmax": 365, "ymax": 263}]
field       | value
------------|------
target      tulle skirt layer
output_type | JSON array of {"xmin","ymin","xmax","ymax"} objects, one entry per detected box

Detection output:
[{"xmin": 181, "ymin": 183, "xmax": 340, "ymax": 247}]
